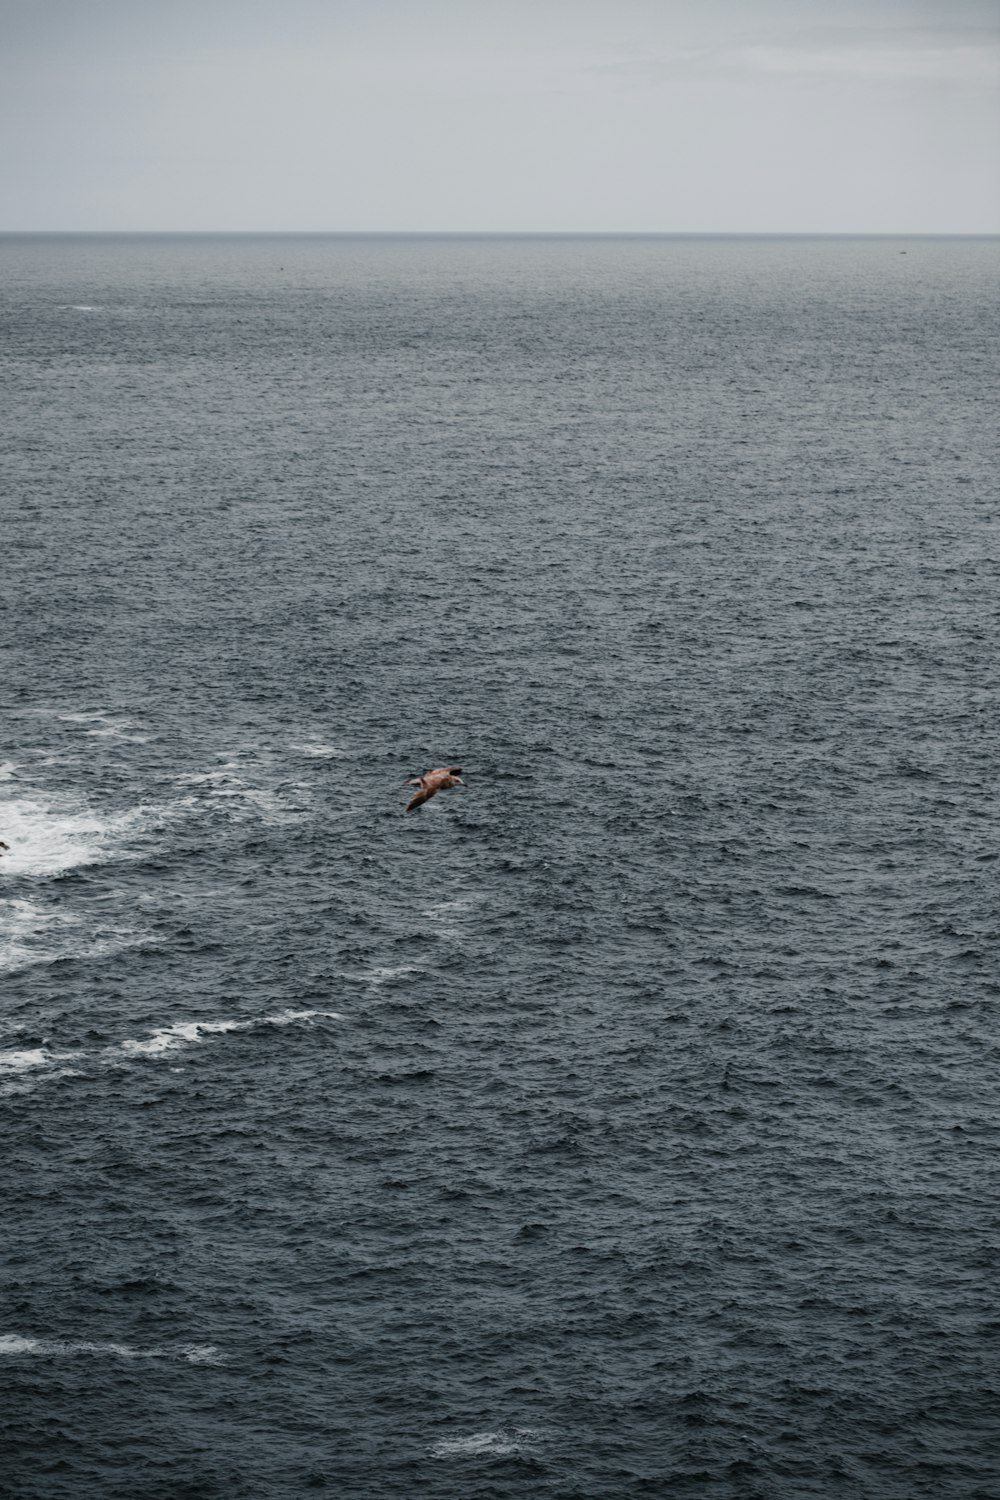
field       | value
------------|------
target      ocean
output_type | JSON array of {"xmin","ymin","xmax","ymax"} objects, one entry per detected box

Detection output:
[{"xmin": 1, "ymin": 233, "xmax": 998, "ymax": 1498}]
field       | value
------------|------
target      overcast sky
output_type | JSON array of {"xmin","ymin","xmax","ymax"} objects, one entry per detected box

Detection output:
[{"xmin": 1, "ymin": 0, "xmax": 997, "ymax": 232}]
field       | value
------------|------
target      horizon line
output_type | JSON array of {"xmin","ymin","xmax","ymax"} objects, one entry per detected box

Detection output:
[{"xmin": 1, "ymin": 229, "xmax": 998, "ymax": 240}]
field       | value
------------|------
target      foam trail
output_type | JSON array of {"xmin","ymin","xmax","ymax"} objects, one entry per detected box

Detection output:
[
  {"xmin": 116, "ymin": 1008, "xmax": 344, "ymax": 1059},
  {"xmin": 0, "ymin": 1011, "xmax": 343, "ymax": 1098},
  {"xmin": 0, "ymin": 1334, "xmax": 225, "ymax": 1364}
]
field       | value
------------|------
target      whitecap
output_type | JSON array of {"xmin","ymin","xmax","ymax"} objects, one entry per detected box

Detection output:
[
  {"xmin": 429, "ymin": 1427, "xmax": 546, "ymax": 1459},
  {"xmin": 0, "ymin": 796, "xmax": 113, "ymax": 875},
  {"xmin": 420, "ymin": 896, "xmax": 481, "ymax": 918},
  {"xmin": 174, "ymin": 768, "xmax": 306, "ymax": 824},
  {"xmin": 115, "ymin": 1007, "xmax": 344, "ymax": 1060},
  {"xmin": 176, "ymin": 1343, "xmax": 227, "ymax": 1365},
  {"xmin": 84, "ymin": 726, "xmax": 150, "ymax": 743},
  {"xmin": 0, "ymin": 1335, "xmax": 41, "ymax": 1354},
  {"xmin": 0, "ymin": 1047, "xmax": 54, "ymax": 1075},
  {"xmin": 117, "ymin": 1019, "xmax": 243, "ymax": 1058},
  {"xmin": 0, "ymin": 1044, "xmax": 84, "ymax": 1098},
  {"xmin": 291, "ymin": 742, "xmax": 345, "ymax": 759},
  {"xmin": 0, "ymin": 1334, "xmax": 225, "ymax": 1364},
  {"xmin": 0, "ymin": 899, "xmax": 153, "ymax": 977},
  {"xmin": 0, "ymin": 1010, "xmax": 342, "ymax": 1097},
  {"xmin": 0, "ymin": 898, "xmax": 80, "ymax": 973},
  {"xmin": 58, "ymin": 710, "xmax": 150, "ymax": 743},
  {"xmin": 0, "ymin": 792, "xmax": 194, "ymax": 878}
]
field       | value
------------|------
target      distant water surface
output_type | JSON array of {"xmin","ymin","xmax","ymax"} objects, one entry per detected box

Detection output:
[{"xmin": 1, "ymin": 234, "xmax": 999, "ymax": 1499}]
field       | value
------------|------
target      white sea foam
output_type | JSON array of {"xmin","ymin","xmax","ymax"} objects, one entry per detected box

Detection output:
[
  {"xmin": 429, "ymin": 1427, "xmax": 547, "ymax": 1459},
  {"xmin": 118, "ymin": 1020, "xmax": 241, "ymax": 1058},
  {"xmin": 0, "ymin": 898, "xmax": 79, "ymax": 973},
  {"xmin": 59, "ymin": 710, "xmax": 150, "ymax": 742},
  {"xmin": 362, "ymin": 965, "xmax": 422, "ymax": 985},
  {"xmin": 174, "ymin": 1343, "xmax": 228, "ymax": 1365},
  {"xmin": 0, "ymin": 1334, "xmax": 225, "ymax": 1364},
  {"xmin": 0, "ymin": 897, "xmax": 152, "ymax": 977},
  {"xmin": 0, "ymin": 1010, "xmax": 342, "ymax": 1098},
  {"xmin": 0, "ymin": 796, "xmax": 114, "ymax": 876},
  {"xmin": 0, "ymin": 1043, "xmax": 83, "ymax": 1098},
  {"xmin": 174, "ymin": 767, "xmax": 306, "ymax": 824},
  {"xmin": 115, "ymin": 1008, "xmax": 344, "ymax": 1060},
  {"xmin": 0, "ymin": 789, "xmax": 194, "ymax": 879},
  {"xmin": 85, "ymin": 725, "xmax": 150, "ymax": 743},
  {"xmin": 0, "ymin": 1047, "xmax": 55, "ymax": 1075},
  {"xmin": 291, "ymin": 742, "xmax": 345, "ymax": 758},
  {"xmin": 59, "ymin": 711, "xmax": 121, "ymax": 725},
  {"xmin": 420, "ymin": 897, "xmax": 480, "ymax": 918}
]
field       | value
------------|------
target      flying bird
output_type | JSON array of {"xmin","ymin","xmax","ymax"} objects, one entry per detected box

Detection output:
[{"xmin": 402, "ymin": 767, "xmax": 464, "ymax": 812}]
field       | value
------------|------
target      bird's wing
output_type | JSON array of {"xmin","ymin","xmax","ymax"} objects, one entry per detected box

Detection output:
[{"xmin": 406, "ymin": 787, "xmax": 433, "ymax": 811}]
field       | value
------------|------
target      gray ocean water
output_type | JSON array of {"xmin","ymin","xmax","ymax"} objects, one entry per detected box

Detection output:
[{"xmin": 1, "ymin": 233, "xmax": 998, "ymax": 1499}]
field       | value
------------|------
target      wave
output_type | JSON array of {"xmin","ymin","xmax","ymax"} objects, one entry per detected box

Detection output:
[
  {"xmin": 0, "ymin": 898, "xmax": 81, "ymax": 973},
  {"xmin": 429, "ymin": 1427, "xmax": 547, "ymax": 1459},
  {"xmin": 359, "ymin": 965, "xmax": 423, "ymax": 985},
  {"xmin": 0, "ymin": 1046, "xmax": 79, "ymax": 1076},
  {"xmin": 0, "ymin": 786, "xmax": 194, "ymax": 878},
  {"xmin": 0, "ymin": 1334, "xmax": 224, "ymax": 1364},
  {"xmin": 0, "ymin": 896, "xmax": 152, "ymax": 977},
  {"xmin": 291, "ymin": 742, "xmax": 346, "ymax": 759},
  {"xmin": 0, "ymin": 795, "xmax": 125, "ymax": 876},
  {"xmin": 419, "ymin": 897, "xmax": 482, "ymax": 918},
  {"xmin": 58, "ymin": 711, "xmax": 151, "ymax": 743},
  {"xmin": 117, "ymin": 1008, "xmax": 344, "ymax": 1058},
  {"xmin": 0, "ymin": 1009, "xmax": 343, "ymax": 1097},
  {"xmin": 173, "ymin": 766, "xmax": 307, "ymax": 824}
]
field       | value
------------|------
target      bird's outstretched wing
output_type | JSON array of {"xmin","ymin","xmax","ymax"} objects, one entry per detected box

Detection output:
[{"xmin": 406, "ymin": 788, "xmax": 433, "ymax": 812}]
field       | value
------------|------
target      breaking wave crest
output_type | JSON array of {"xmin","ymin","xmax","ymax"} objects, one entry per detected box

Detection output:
[
  {"xmin": 0, "ymin": 1335, "xmax": 224, "ymax": 1365},
  {"xmin": 117, "ymin": 1008, "xmax": 345, "ymax": 1058},
  {"xmin": 0, "ymin": 1009, "xmax": 344, "ymax": 1097},
  {"xmin": 429, "ymin": 1427, "xmax": 547, "ymax": 1459}
]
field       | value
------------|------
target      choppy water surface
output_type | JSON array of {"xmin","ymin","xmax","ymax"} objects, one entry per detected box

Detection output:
[{"xmin": 1, "ymin": 234, "xmax": 998, "ymax": 1498}]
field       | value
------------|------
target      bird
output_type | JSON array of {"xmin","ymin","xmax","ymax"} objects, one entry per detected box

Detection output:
[{"xmin": 402, "ymin": 766, "xmax": 464, "ymax": 812}]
